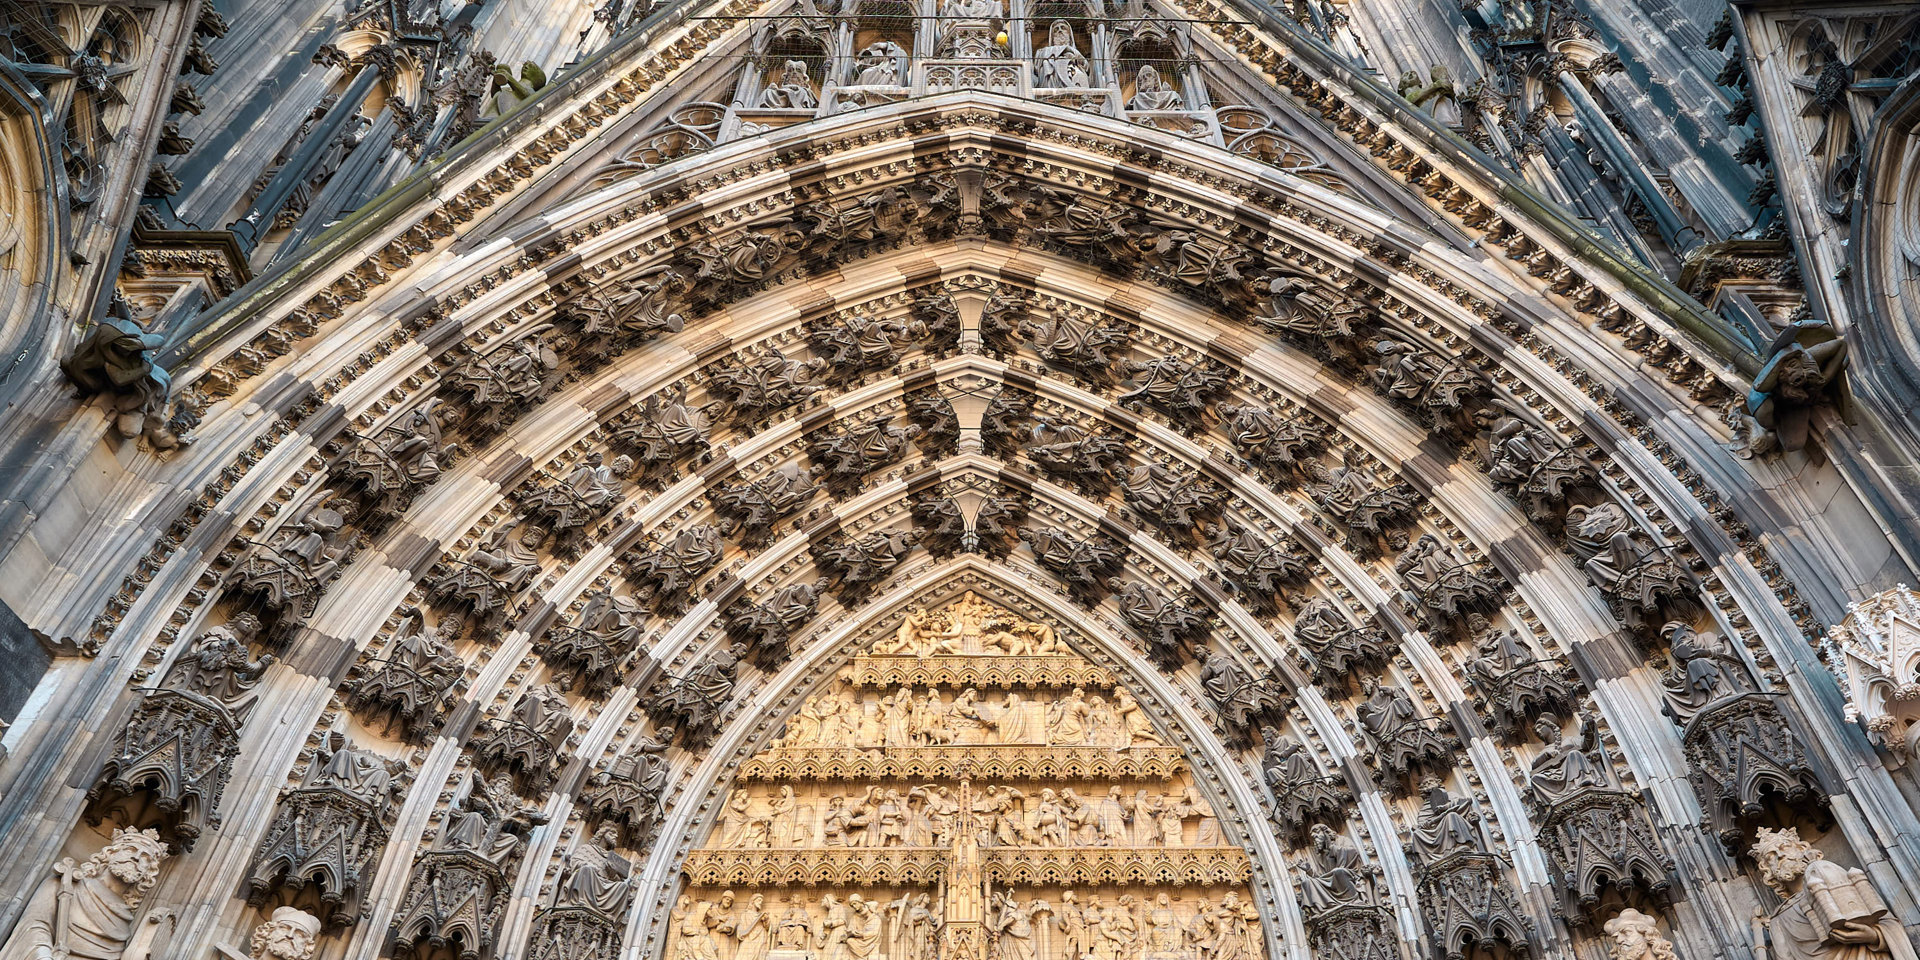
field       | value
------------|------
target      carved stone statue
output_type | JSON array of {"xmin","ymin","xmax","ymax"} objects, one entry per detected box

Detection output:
[
  {"xmin": 539, "ymin": 589, "xmax": 645, "ymax": 697},
  {"xmin": 1745, "ymin": 319, "xmax": 1848, "ymax": 453},
  {"xmin": 1118, "ymin": 356, "xmax": 1229, "ymax": 424},
  {"xmin": 1112, "ymin": 579, "xmax": 1209, "ymax": 668},
  {"xmin": 447, "ymin": 326, "xmax": 565, "ymax": 435},
  {"xmin": 87, "ymin": 615, "xmax": 273, "ymax": 848},
  {"xmin": 707, "ymin": 347, "xmax": 828, "ymax": 423},
  {"xmin": 1289, "ymin": 597, "xmax": 1391, "ymax": 682},
  {"xmin": 713, "ymin": 465, "xmax": 819, "ymax": 548},
  {"xmin": 424, "ymin": 520, "xmax": 547, "ymax": 628},
  {"xmin": 852, "ymin": 41, "xmax": 909, "ymax": 85},
  {"xmin": 650, "ymin": 642, "xmax": 747, "ymax": 745},
  {"xmin": 1033, "ymin": 21, "xmax": 1089, "ymax": 88},
  {"xmin": 1307, "ymin": 453, "xmax": 1419, "ymax": 551},
  {"xmin": 625, "ymin": 524, "xmax": 726, "ymax": 614},
  {"xmin": 1216, "ymin": 403, "xmax": 1324, "ymax": 479},
  {"xmin": 557, "ymin": 823, "xmax": 634, "ymax": 915},
  {"xmin": 327, "ymin": 399, "xmax": 449, "ymax": 523},
  {"xmin": 1355, "ymin": 679, "xmax": 1456, "ymax": 784},
  {"xmin": 222, "ymin": 489, "xmax": 357, "ymax": 630},
  {"xmin": 724, "ymin": 579, "xmax": 827, "ymax": 667},
  {"xmin": 391, "ymin": 774, "xmax": 545, "ymax": 960},
  {"xmin": 521, "ymin": 452, "xmax": 633, "ymax": 553},
  {"xmin": 1025, "ymin": 418, "xmax": 1127, "ymax": 492},
  {"xmin": 0, "ymin": 827, "xmax": 171, "ymax": 960},
  {"xmin": 1564, "ymin": 502, "xmax": 1690, "ymax": 631},
  {"xmin": 1393, "ymin": 534, "xmax": 1501, "ymax": 620},
  {"xmin": 1259, "ymin": 727, "xmax": 1348, "ymax": 841},
  {"xmin": 1025, "ymin": 310, "xmax": 1129, "ymax": 380},
  {"xmin": 758, "ymin": 61, "xmax": 819, "ymax": 109},
  {"xmin": 811, "ymin": 417, "xmax": 915, "ymax": 494},
  {"xmin": 1751, "ymin": 826, "xmax": 1917, "ymax": 960},
  {"xmin": 344, "ymin": 608, "xmax": 464, "ymax": 739},
  {"xmin": 1603, "ymin": 910, "xmax": 1674, "ymax": 960},
  {"xmin": 904, "ymin": 391, "xmax": 960, "ymax": 458},
  {"xmin": 246, "ymin": 740, "xmax": 399, "ymax": 926},
  {"xmin": 1021, "ymin": 528, "xmax": 1123, "ymax": 606},
  {"xmin": 1199, "ymin": 651, "xmax": 1285, "ymax": 738},
  {"xmin": 473, "ymin": 682, "xmax": 575, "ymax": 793},
  {"xmin": 1463, "ymin": 614, "xmax": 1573, "ymax": 739},
  {"xmin": 247, "ymin": 907, "xmax": 321, "ymax": 960},
  {"xmin": 582, "ymin": 733, "xmax": 673, "ymax": 843},
  {"xmin": 1297, "ymin": 823, "xmax": 1376, "ymax": 916},
  {"xmin": 1128, "ymin": 65, "xmax": 1184, "ymax": 111},
  {"xmin": 612, "ymin": 385, "xmax": 712, "ymax": 482},
  {"xmin": 813, "ymin": 529, "xmax": 920, "ymax": 601},
  {"xmin": 62, "ymin": 313, "xmax": 184, "ymax": 448},
  {"xmin": 1121, "ymin": 463, "xmax": 1221, "ymax": 536}
]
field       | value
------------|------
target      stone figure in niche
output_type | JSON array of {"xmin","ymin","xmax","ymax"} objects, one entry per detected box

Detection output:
[
  {"xmin": 724, "ymin": 579, "xmax": 827, "ymax": 667},
  {"xmin": 1751, "ymin": 826, "xmax": 1917, "ymax": 960},
  {"xmin": 852, "ymin": 41, "xmax": 909, "ymax": 85},
  {"xmin": 556, "ymin": 823, "xmax": 633, "ymax": 915},
  {"xmin": 1113, "ymin": 579, "xmax": 1210, "ymax": 668},
  {"xmin": 973, "ymin": 496, "xmax": 1028, "ymax": 559},
  {"xmin": 1406, "ymin": 776, "xmax": 1482, "ymax": 862},
  {"xmin": 1128, "ymin": 65, "xmax": 1184, "ymax": 110},
  {"xmin": 758, "ymin": 61, "xmax": 818, "ymax": 109},
  {"xmin": 982, "ymin": 387, "xmax": 1034, "ymax": 456},
  {"xmin": 1216, "ymin": 402, "xmax": 1324, "ymax": 479},
  {"xmin": 1297, "ymin": 823, "xmax": 1376, "ymax": 915},
  {"xmin": 344, "ymin": 608, "xmax": 464, "ymax": 739},
  {"xmin": 540, "ymin": 589, "xmax": 644, "ymax": 697},
  {"xmin": 810, "ymin": 417, "xmax": 915, "ymax": 493},
  {"xmin": 912, "ymin": 494, "xmax": 968, "ymax": 558},
  {"xmin": 521, "ymin": 452, "xmax": 632, "ymax": 547},
  {"xmin": 651, "ymin": 642, "xmax": 747, "ymax": 744},
  {"xmin": 626, "ymin": 524, "xmax": 725, "ymax": 615},
  {"xmin": 993, "ymin": 894, "xmax": 1037, "ymax": 960},
  {"xmin": 979, "ymin": 290, "xmax": 1030, "ymax": 356},
  {"xmin": 1034, "ymin": 21, "xmax": 1090, "ymax": 88},
  {"xmin": 245, "ymin": 739, "xmax": 399, "ymax": 926},
  {"xmin": 1205, "ymin": 522, "xmax": 1313, "ymax": 610},
  {"xmin": 936, "ymin": 0, "xmax": 1005, "ymax": 56},
  {"xmin": 1603, "ymin": 910, "xmax": 1674, "ymax": 960},
  {"xmin": 1394, "ymin": 534, "xmax": 1502, "ymax": 620},
  {"xmin": 1199, "ymin": 650, "xmax": 1285, "ymax": 736},
  {"xmin": 1746, "ymin": 319, "xmax": 1848, "ymax": 453},
  {"xmin": 1476, "ymin": 402, "xmax": 1597, "ymax": 521},
  {"xmin": 328, "ymin": 399, "xmax": 449, "ymax": 523},
  {"xmin": 473, "ymin": 682, "xmax": 574, "ymax": 793},
  {"xmin": 1021, "ymin": 528, "xmax": 1123, "ymax": 606},
  {"xmin": 1118, "ymin": 356, "xmax": 1230, "ymax": 425},
  {"xmin": 1659, "ymin": 620, "xmax": 1754, "ymax": 723},
  {"xmin": 86, "ymin": 615, "xmax": 273, "ymax": 848},
  {"xmin": 1307, "ymin": 452, "xmax": 1419, "ymax": 549},
  {"xmin": 1122, "ymin": 462, "xmax": 1222, "ymax": 536},
  {"xmin": 1025, "ymin": 309, "xmax": 1129, "ymax": 379},
  {"xmin": 1463, "ymin": 614, "xmax": 1573, "ymax": 739},
  {"xmin": 0, "ymin": 826, "xmax": 171, "ymax": 960},
  {"xmin": 222, "ymin": 489, "xmax": 357, "ymax": 629},
  {"xmin": 1259, "ymin": 727, "xmax": 1348, "ymax": 839},
  {"xmin": 735, "ymin": 893, "xmax": 772, "ymax": 960},
  {"xmin": 1291, "ymin": 597, "xmax": 1391, "ymax": 681},
  {"xmin": 1564, "ymin": 501, "xmax": 1690, "ymax": 631},
  {"xmin": 247, "ymin": 907, "xmax": 321, "ymax": 960},
  {"xmin": 425, "ymin": 519, "xmax": 547, "ymax": 627},
  {"xmin": 905, "ymin": 391, "xmax": 960, "ymax": 458},
  {"xmin": 1525, "ymin": 714, "xmax": 1610, "ymax": 804},
  {"xmin": 1025, "ymin": 417, "xmax": 1127, "ymax": 491},
  {"xmin": 707, "ymin": 347, "xmax": 829, "ymax": 422},
  {"xmin": 581, "ymin": 733, "xmax": 672, "ymax": 843},
  {"xmin": 715, "ymin": 465, "xmax": 819, "ymax": 550},
  {"xmin": 612, "ymin": 385, "xmax": 712, "ymax": 483},
  {"xmin": 812, "ymin": 528, "xmax": 920, "ymax": 600},
  {"xmin": 807, "ymin": 315, "xmax": 925, "ymax": 379},
  {"xmin": 1355, "ymin": 679, "xmax": 1455, "ymax": 783},
  {"xmin": 447, "ymin": 327, "xmax": 565, "ymax": 432}
]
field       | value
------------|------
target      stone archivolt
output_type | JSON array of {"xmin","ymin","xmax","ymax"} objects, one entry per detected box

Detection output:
[
  {"xmin": 673, "ymin": 598, "xmax": 1266, "ymax": 960},
  {"xmin": 29, "ymin": 66, "xmax": 1881, "ymax": 960}
]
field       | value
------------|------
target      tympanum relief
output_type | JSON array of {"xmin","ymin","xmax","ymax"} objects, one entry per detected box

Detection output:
[{"xmin": 674, "ymin": 596, "xmax": 1266, "ymax": 960}]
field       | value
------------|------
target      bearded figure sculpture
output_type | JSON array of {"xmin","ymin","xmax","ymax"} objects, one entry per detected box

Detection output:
[
  {"xmin": 0, "ymin": 827, "xmax": 171, "ymax": 960},
  {"xmin": 1751, "ymin": 827, "xmax": 1917, "ymax": 960},
  {"xmin": 247, "ymin": 907, "xmax": 321, "ymax": 960}
]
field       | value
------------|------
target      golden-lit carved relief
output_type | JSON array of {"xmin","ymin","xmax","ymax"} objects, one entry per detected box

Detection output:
[{"xmin": 672, "ymin": 595, "xmax": 1265, "ymax": 960}]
